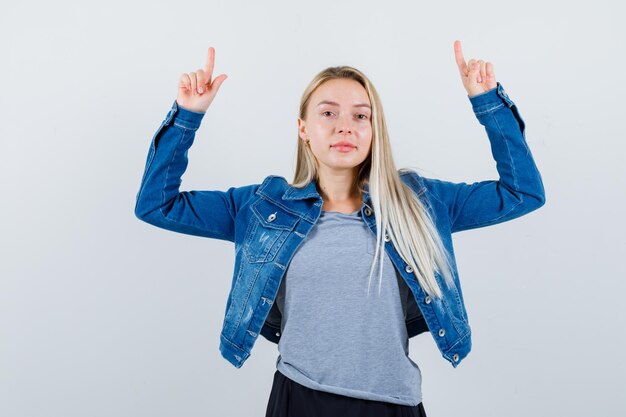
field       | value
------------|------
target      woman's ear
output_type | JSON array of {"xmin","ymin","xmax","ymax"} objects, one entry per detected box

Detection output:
[{"xmin": 297, "ymin": 117, "xmax": 308, "ymax": 141}]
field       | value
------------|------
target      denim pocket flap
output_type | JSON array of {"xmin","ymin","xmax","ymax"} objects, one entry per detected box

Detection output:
[{"xmin": 250, "ymin": 199, "xmax": 300, "ymax": 231}]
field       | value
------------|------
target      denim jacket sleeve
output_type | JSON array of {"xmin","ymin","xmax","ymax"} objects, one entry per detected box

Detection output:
[
  {"xmin": 420, "ymin": 82, "xmax": 546, "ymax": 233},
  {"xmin": 134, "ymin": 100, "xmax": 260, "ymax": 242}
]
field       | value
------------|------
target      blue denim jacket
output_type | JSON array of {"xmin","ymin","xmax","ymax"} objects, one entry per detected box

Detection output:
[{"xmin": 135, "ymin": 82, "xmax": 545, "ymax": 369}]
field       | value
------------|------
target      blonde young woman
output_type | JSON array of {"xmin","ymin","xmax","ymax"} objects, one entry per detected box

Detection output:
[{"xmin": 135, "ymin": 41, "xmax": 546, "ymax": 417}]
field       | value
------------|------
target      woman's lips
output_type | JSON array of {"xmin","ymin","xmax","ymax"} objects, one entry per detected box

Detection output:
[{"xmin": 331, "ymin": 145, "xmax": 355, "ymax": 152}]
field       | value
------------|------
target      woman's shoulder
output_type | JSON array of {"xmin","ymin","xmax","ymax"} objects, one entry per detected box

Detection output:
[{"xmin": 398, "ymin": 168, "xmax": 427, "ymax": 193}]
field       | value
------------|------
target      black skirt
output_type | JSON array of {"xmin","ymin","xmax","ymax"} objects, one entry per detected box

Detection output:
[{"xmin": 265, "ymin": 369, "xmax": 428, "ymax": 417}]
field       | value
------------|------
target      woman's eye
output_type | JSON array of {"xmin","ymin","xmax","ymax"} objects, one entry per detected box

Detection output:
[{"xmin": 322, "ymin": 111, "xmax": 368, "ymax": 119}]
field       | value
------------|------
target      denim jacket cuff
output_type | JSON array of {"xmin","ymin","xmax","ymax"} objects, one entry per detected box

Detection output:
[
  {"xmin": 468, "ymin": 82, "xmax": 516, "ymax": 113},
  {"xmin": 163, "ymin": 100, "xmax": 206, "ymax": 130}
]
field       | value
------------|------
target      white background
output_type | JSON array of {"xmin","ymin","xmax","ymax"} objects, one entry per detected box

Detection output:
[{"xmin": 1, "ymin": 1, "xmax": 624, "ymax": 416}]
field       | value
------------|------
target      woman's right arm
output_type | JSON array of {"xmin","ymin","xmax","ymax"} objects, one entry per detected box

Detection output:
[
  {"xmin": 134, "ymin": 101, "xmax": 259, "ymax": 242},
  {"xmin": 134, "ymin": 46, "xmax": 258, "ymax": 242}
]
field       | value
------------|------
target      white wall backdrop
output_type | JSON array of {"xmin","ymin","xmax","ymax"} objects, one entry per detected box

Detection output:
[{"xmin": 1, "ymin": 1, "xmax": 624, "ymax": 416}]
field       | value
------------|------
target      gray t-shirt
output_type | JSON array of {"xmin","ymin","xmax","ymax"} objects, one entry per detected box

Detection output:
[{"xmin": 275, "ymin": 208, "xmax": 422, "ymax": 406}]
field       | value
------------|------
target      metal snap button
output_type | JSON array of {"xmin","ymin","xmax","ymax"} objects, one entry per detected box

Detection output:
[
  {"xmin": 384, "ymin": 233, "xmax": 390, "ymax": 242},
  {"xmin": 405, "ymin": 265, "xmax": 413, "ymax": 273},
  {"xmin": 364, "ymin": 207, "xmax": 372, "ymax": 216},
  {"xmin": 452, "ymin": 353, "xmax": 459, "ymax": 362},
  {"xmin": 424, "ymin": 296, "xmax": 431, "ymax": 304},
  {"xmin": 275, "ymin": 332, "xmax": 280, "ymax": 337},
  {"xmin": 438, "ymin": 328, "xmax": 445, "ymax": 337},
  {"xmin": 267, "ymin": 212, "xmax": 277, "ymax": 222}
]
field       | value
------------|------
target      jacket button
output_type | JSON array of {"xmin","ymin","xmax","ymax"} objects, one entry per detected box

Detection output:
[
  {"xmin": 384, "ymin": 233, "xmax": 390, "ymax": 242},
  {"xmin": 424, "ymin": 296, "xmax": 431, "ymax": 304},
  {"xmin": 405, "ymin": 265, "xmax": 413, "ymax": 273},
  {"xmin": 364, "ymin": 207, "xmax": 372, "ymax": 216},
  {"xmin": 452, "ymin": 353, "xmax": 459, "ymax": 362},
  {"xmin": 438, "ymin": 328, "xmax": 445, "ymax": 337},
  {"xmin": 267, "ymin": 213, "xmax": 277, "ymax": 222},
  {"xmin": 275, "ymin": 332, "xmax": 280, "ymax": 337}
]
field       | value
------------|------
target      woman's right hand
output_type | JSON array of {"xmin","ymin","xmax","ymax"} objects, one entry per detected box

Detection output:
[{"xmin": 176, "ymin": 46, "xmax": 228, "ymax": 113}]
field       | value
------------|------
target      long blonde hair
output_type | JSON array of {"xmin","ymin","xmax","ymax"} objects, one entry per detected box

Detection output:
[{"xmin": 292, "ymin": 66, "xmax": 455, "ymax": 300}]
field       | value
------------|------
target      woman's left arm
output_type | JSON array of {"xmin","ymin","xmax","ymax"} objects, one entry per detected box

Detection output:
[{"xmin": 420, "ymin": 40, "xmax": 546, "ymax": 233}]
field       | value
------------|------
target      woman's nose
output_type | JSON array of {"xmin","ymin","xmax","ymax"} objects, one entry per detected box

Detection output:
[{"xmin": 336, "ymin": 116, "xmax": 353, "ymax": 134}]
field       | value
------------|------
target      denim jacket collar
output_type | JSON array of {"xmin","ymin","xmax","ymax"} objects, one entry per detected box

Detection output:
[{"xmin": 280, "ymin": 178, "xmax": 373, "ymax": 208}]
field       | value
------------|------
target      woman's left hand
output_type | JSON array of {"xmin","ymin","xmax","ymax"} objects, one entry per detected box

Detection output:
[{"xmin": 454, "ymin": 40, "xmax": 498, "ymax": 97}]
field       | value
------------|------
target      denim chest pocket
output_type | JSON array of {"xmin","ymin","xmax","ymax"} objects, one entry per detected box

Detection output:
[{"xmin": 243, "ymin": 198, "xmax": 301, "ymax": 263}]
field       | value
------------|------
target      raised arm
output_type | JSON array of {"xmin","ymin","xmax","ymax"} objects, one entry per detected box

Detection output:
[
  {"xmin": 420, "ymin": 41, "xmax": 546, "ymax": 233},
  {"xmin": 134, "ymin": 47, "xmax": 259, "ymax": 242}
]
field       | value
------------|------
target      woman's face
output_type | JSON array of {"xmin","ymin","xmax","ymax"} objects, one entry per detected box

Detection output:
[{"xmin": 298, "ymin": 78, "xmax": 372, "ymax": 176}]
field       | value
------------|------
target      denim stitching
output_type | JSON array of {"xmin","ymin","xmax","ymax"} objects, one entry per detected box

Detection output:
[
  {"xmin": 423, "ymin": 187, "xmax": 446, "ymax": 214},
  {"xmin": 224, "ymin": 249, "xmax": 248, "ymax": 328},
  {"xmin": 173, "ymin": 121, "xmax": 199, "ymax": 130},
  {"xmin": 229, "ymin": 259, "xmax": 264, "ymax": 337},
  {"xmin": 259, "ymin": 195, "xmax": 306, "ymax": 219},
  {"xmin": 155, "ymin": 128, "xmax": 232, "ymax": 239},
  {"xmin": 493, "ymin": 109, "xmax": 520, "ymax": 192},
  {"xmin": 440, "ymin": 289, "xmax": 466, "ymax": 335},
  {"xmin": 159, "ymin": 127, "xmax": 184, "ymax": 222},
  {"xmin": 220, "ymin": 333, "xmax": 247, "ymax": 356},
  {"xmin": 238, "ymin": 262, "xmax": 264, "ymax": 330},
  {"xmin": 445, "ymin": 328, "xmax": 471, "ymax": 352},
  {"xmin": 419, "ymin": 182, "xmax": 455, "ymax": 232},
  {"xmin": 474, "ymin": 102, "xmax": 504, "ymax": 115},
  {"xmin": 453, "ymin": 107, "xmax": 524, "ymax": 230},
  {"xmin": 242, "ymin": 220, "xmax": 260, "ymax": 261}
]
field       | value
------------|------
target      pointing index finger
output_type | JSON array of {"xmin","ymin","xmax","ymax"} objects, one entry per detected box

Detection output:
[
  {"xmin": 205, "ymin": 47, "xmax": 215, "ymax": 78},
  {"xmin": 454, "ymin": 40, "xmax": 467, "ymax": 76}
]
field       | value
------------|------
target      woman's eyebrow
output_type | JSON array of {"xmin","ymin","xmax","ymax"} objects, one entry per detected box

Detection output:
[{"xmin": 316, "ymin": 100, "xmax": 371, "ymax": 109}]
